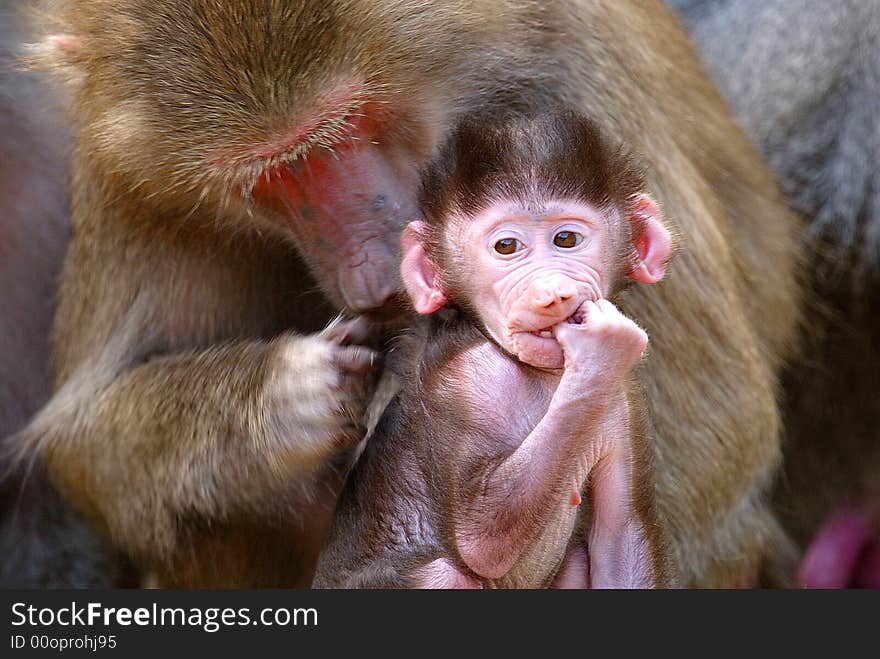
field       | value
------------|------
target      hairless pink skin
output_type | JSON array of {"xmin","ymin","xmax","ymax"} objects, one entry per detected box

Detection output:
[
  {"xmin": 799, "ymin": 507, "xmax": 880, "ymax": 588},
  {"xmin": 255, "ymin": 142, "xmax": 416, "ymax": 313},
  {"xmin": 400, "ymin": 195, "xmax": 671, "ymax": 587},
  {"xmin": 246, "ymin": 81, "xmax": 423, "ymax": 314},
  {"xmin": 405, "ymin": 196, "xmax": 669, "ymax": 370}
]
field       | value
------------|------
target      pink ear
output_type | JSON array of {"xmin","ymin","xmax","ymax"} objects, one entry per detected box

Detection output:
[
  {"xmin": 628, "ymin": 194, "xmax": 671, "ymax": 284},
  {"xmin": 400, "ymin": 221, "xmax": 447, "ymax": 314}
]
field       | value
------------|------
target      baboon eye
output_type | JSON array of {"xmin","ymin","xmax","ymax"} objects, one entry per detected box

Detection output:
[
  {"xmin": 494, "ymin": 238, "xmax": 522, "ymax": 255},
  {"xmin": 554, "ymin": 231, "xmax": 583, "ymax": 248}
]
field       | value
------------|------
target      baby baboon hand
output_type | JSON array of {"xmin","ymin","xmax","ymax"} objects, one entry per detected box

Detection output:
[
  {"xmin": 265, "ymin": 318, "xmax": 381, "ymax": 472},
  {"xmin": 553, "ymin": 299, "xmax": 647, "ymax": 384}
]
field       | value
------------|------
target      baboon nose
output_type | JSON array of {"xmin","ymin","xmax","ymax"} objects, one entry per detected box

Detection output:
[
  {"xmin": 530, "ymin": 278, "xmax": 577, "ymax": 310},
  {"xmin": 340, "ymin": 261, "xmax": 400, "ymax": 316}
]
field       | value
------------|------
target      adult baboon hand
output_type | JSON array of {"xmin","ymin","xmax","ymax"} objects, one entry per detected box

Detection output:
[{"xmin": 264, "ymin": 318, "xmax": 381, "ymax": 474}]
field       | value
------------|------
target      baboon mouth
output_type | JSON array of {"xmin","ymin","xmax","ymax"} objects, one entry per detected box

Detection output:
[
  {"xmin": 526, "ymin": 311, "xmax": 584, "ymax": 338},
  {"xmin": 566, "ymin": 308, "xmax": 586, "ymax": 324},
  {"xmin": 525, "ymin": 310, "xmax": 585, "ymax": 338}
]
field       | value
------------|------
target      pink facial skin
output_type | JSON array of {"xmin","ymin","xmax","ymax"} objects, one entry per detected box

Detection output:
[
  {"xmin": 459, "ymin": 200, "xmax": 610, "ymax": 370},
  {"xmin": 402, "ymin": 194, "xmax": 670, "ymax": 370},
  {"xmin": 247, "ymin": 85, "xmax": 425, "ymax": 316},
  {"xmin": 399, "ymin": 195, "xmax": 673, "ymax": 586},
  {"xmin": 254, "ymin": 141, "xmax": 417, "ymax": 314}
]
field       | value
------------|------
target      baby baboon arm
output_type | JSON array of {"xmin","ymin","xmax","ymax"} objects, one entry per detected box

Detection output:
[
  {"xmin": 453, "ymin": 395, "xmax": 665, "ymax": 588},
  {"xmin": 452, "ymin": 384, "xmax": 616, "ymax": 581},
  {"xmin": 451, "ymin": 301, "xmax": 666, "ymax": 585},
  {"xmin": 551, "ymin": 544, "xmax": 590, "ymax": 589},
  {"xmin": 585, "ymin": 402, "xmax": 661, "ymax": 589}
]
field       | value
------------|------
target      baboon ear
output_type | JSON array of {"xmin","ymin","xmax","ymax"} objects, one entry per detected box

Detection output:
[
  {"xmin": 627, "ymin": 194, "xmax": 672, "ymax": 284},
  {"xmin": 400, "ymin": 221, "xmax": 447, "ymax": 314}
]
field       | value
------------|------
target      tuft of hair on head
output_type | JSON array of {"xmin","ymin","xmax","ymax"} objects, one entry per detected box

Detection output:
[
  {"xmin": 416, "ymin": 108, "xmax": 650, "ymax": 296},
  {"xmin": 417, "ymin": 108, "xmax": 646, "ymax": 230}
]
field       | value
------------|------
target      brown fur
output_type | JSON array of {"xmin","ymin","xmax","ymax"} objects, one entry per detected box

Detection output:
[
  {"xmin": 18, "ymin": 0, "xmax": 802, "ymax": 586},
  {"xmin": 419, "ymin": 111, "xmax": 646, "ymax": 224},
  {"xmin": 0, "ymin": 0, "xmax": 128, "ymax": 587},
  {"xmin": 670, "ymin": 0, "xmax": 880, "ymax": 567}
]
